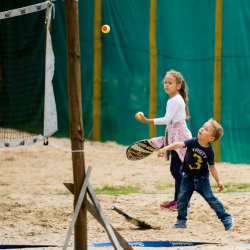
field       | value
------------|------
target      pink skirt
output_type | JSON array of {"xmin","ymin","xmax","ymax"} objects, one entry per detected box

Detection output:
[{"xmin": 151, "ymin": 119, "xmax": 192, "ymax": 162}]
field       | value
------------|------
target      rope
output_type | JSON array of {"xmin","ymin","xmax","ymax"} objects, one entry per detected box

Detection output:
[{"xmin": 46, "ymin": 140, "xmax": 85, "ymax": 153}]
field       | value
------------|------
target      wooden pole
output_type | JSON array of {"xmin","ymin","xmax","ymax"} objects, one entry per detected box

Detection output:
[
  {"xmin": 214, "ymin": 0, "xmax": 223, "ymax": 162},
  {"xmin": 65, "ymin": 0, "xmax": 87, "ymax": 249},
  {"xmin": 93, "ymin": 0, "xmax": 102, "ymax": 141},
  {"xmin": 149, "ymin": 0, "xmax": 157, "ymax": 139}
]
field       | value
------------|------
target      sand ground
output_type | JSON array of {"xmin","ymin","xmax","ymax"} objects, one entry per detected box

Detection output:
[{"xmin": 0, "ymin": 138, "xmax": 250, "ymax": 250}]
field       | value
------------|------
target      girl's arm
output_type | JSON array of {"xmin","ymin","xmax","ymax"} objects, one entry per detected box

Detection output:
[
  {"xmin": 154, "ymin": 99, "xmax": 180, "ymax": 125},
  {"xmin": 209, "ymin": 165, "xmax": 225, "ymax": 192},
  {"xmin": 157, "ymin": 142, "xmax": 185, "ymax": 157},
  {"xmin": 135, "ymin": 95, "xmax": 183, "ymax": 125}
]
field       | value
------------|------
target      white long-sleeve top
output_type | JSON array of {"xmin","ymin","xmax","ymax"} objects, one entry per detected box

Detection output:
[{"xmin": 154, "ymin": 94, "xmax": 186, "ymax": 125}]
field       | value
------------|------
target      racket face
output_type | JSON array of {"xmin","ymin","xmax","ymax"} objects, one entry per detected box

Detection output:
[{"xmin": 126, "ymin": 139, "xmax": 156, "ymax": 161}]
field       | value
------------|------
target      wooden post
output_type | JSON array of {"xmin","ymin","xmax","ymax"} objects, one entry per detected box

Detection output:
[
  {"xmin": 214, "ymin": 0, "xmax": 223, "ymax": 162},
  {"xmin": 65, "ymin": 0, "xmax": 87, "ymax": 249},
  {"xmin": 149, "ymin": 0, "xmax": 157, "ymax": 139},
  {"xmin": 93, "ymin": 0, "xmax": 102, "ymax": 141}
]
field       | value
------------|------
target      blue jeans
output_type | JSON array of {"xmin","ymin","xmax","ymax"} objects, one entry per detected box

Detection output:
[
  {"xmin": 177, "ymin": 173, "xmax": 231, "ymax": 222},
  {"xmin": 170, "ymin": 150, "xmax": 183, "ymax": 202}
]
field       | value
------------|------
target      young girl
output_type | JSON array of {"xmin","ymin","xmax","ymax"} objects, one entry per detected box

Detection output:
[{"xmin": 135, "ymin": 69, "xmax": 192, "ymax": 210}]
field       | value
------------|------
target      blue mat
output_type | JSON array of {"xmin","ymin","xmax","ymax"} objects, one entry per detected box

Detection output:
[
  {"xmin": 89, "ymin": 241, "xmax": 250, "ymax": 248},
  {"xmin": 89, "ymin": 241, "xmax": 217, "ymax": 247},
  {"xmin": 1, "ymin": 241, "xmax": 250, "ymax": 249}
]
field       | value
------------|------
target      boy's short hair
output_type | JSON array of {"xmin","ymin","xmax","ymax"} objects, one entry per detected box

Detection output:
[{"xmin": 208, "ymin": 118, "xmax": 224, "ymax": 141}]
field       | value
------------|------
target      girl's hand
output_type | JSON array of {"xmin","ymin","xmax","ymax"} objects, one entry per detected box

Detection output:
[
  {"xmin": 217, "ymin": 182, "xmax": 225, "ymax": 192},
  {"xmin": 135, "ymin": 112, "xmax": 146, "ymax": 122},
  {"xmin": 157, "ymin": 148, "xmax": 166, "ymax": 158}
]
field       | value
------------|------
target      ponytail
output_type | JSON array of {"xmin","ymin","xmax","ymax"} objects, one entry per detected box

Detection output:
[{"xmin": 179, "ymin": 79, "xmax": 190, "ymax": 121}]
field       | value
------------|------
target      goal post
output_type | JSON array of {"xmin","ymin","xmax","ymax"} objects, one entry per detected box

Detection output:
[{"xmin": 0, "ymin": 1, "xmax": 57, "ymax": 147}]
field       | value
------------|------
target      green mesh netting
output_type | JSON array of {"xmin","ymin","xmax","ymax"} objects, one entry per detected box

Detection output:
[{"xmin": 0, "ymin": 1, "xmax": 46, "ymax": 141}]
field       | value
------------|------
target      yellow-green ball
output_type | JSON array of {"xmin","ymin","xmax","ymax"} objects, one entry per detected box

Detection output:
[
  {"xmin": 137, "ymin": 112, "xmax": 144, "ymax": 118},
  {"xmin": 102, "ymin": 25, "xmax": 110, "ymax": 33}
]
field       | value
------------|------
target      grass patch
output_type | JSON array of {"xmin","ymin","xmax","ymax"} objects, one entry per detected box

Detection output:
[
  {"xmin": 1, "ymin": 193, "xmax": 9, "ymax": 197},
  {"xmin": 56, "ymin": 190, "xmax": 71, "ymax": 195},
  {"xmin": 54, "ymin": 183, "xmax": 250, "ymax": 196},
  {"xmin": 94, "ymin": 185, "xmax": 142, "ymax": 195},
  {"xmin": 155, "ymin": 183, "xmax": 175, "ymax": 190},
  {"xmin": 211, "ymin": 183, "xmax": 250, "ymax": 193}
]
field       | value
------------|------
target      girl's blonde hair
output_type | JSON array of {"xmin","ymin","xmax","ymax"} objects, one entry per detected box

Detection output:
[{"xmin": 166, "ymin": 69, "xmax": 190, "ymax": 121}]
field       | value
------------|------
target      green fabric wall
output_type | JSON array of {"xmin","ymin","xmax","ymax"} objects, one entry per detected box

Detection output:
[
  {"xmin": 100, "ymin": 0, "xmax": 151, "ymax": 143},
  {"xmin": 52, "ymin": 0, "xmax": 95, "ymax": 139},
  {"xmin": 52, "ymin": 0, "xmax": 216, "ymax": 143},
  {"xmin": 155, "ymin": 0, "xmax": 216, "ymax": 139},
  {"xmin": 51, "ymin": 0, "xmax": 250, "ymax": 164},
  {"xmin": 220, "ymin": 1, "xmax": 250, "ymax": 163}
]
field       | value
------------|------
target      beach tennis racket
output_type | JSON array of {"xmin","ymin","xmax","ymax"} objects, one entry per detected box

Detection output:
[
  {"xmin": 126, "ymin": 139, "xmax": 156, "ymax": 161},
  {"xmin": 111, "ymin": 206, "xmax": 155, "ymax": 229}
]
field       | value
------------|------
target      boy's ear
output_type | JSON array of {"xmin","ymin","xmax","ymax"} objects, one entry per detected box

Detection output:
[{"xmin": 209, "ymin": 136, "xmax": 215, "ymax": 142}]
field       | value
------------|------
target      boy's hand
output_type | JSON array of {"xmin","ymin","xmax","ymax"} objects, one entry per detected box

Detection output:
[
  {"xmin": 157, "ymin": 148, "xmax": 166, "ymax": 158},
  {"xmin": 217, "ymin": 182, "xmax": 225, "ymax": 192}
]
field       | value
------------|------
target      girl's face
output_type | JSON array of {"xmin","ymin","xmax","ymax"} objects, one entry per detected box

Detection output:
[{"xmin": 163, "ymin": 74, "xmax": 181, "ymax": 98}]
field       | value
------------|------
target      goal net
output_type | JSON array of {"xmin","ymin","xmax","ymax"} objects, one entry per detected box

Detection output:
[{"xmin": 0, "ymin": 1, "xmax": 57, "ymax": 147}]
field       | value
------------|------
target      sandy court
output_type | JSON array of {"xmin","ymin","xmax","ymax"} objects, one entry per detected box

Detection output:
[{"xmin": 0, "ymin": 138, "xmax": 250, "ymax": 250}]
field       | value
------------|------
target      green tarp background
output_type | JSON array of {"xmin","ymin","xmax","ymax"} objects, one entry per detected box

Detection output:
[
  {"xmin": 1, "ymin": 0, "xmax": 250, "ymax": 164},
  {"xmin": 220, "ymin": 1, "xmax": 250, "ymax": 163},
  {"xmin": 52, "ymin": 0, "xmax": 216, "ymax": 142},
  {"xmin": 52, "ymin": 0, "xmax": 250, "ymax": 164}
]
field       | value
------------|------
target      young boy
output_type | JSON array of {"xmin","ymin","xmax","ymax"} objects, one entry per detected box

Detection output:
[{"xmin": 157, "ymin": 118, "xmax": 234, "ymax": 230}]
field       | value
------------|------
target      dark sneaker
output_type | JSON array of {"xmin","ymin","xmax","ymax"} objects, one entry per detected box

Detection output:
[
  {"xmin": 170, "ymin": 202, "xmax": 191, "ymax": 211},
  {"xmin": 173, "ymin": 220, "xmax": 187, "ymax": 229},
  {"xmin": 160, "ymin": 201, "xmax": 176, "ymax": 209},
  {"xmin": 221, "ymin": 216, "xmax": 234, "ymax": 231}
]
